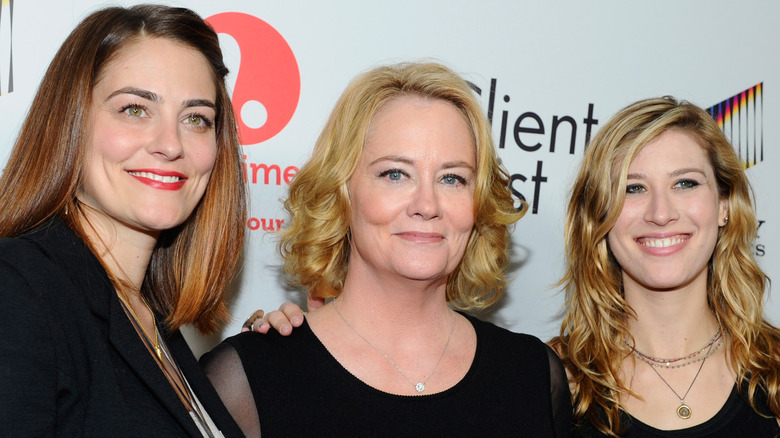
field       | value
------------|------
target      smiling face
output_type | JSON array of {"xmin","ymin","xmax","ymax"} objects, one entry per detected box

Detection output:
[
  {"xmin": 346, "ymin": 95, "xmax": 476, "ymax": 286},
  {"xmin": 77, "ymin": 37, "xmax": 218, "ymax": 237},
  {"xmin": 607, "ymin": 129, "xmax": 728, "ymax": 294}
]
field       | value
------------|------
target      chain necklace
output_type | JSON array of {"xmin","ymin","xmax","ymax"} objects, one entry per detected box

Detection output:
[
  {"xmin": 332, "ymin": 297, "xmax": 456, "ymax": 393},
  {"xmin": 117, "ymin": 292, "xmax": 216, "ymax": 437},
  {"xmin": 633, "ymin": 331, "xmax": 719, "ymax": 419},
  {"xmin": 116, "ymin": 291, "xmax": 163, "ymax": 361},
  {"xmin": 629, "ymin": 326, "xmax": 722, "ymax": 368}
]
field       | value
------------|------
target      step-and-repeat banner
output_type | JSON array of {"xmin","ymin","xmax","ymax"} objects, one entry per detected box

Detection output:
[{"xmin": 1, "ymin": 0, "xmax": 777, "ymax": 355}]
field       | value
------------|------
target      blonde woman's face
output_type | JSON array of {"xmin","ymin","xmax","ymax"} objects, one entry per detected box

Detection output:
[
  {"xmin": 346, "ymin": 96, "xmax": 476, "ymax": 286},
  {"xmin": 607, "ymin": 129, "xmax": 728, "ymax": 295}
]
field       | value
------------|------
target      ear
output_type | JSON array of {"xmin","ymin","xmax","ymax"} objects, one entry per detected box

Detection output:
[{"xmin": 718, "ymin": 197, "xmax": 729, "ymax": 227}]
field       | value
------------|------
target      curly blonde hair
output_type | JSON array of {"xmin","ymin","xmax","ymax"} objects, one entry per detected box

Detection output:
[
  {"xmin": 278, "ymin": 62, "xmax": 523, "ymax": 310},
  {"xmin": 549, "ymin": 96, "xmax": 780, "ymax": 435}
]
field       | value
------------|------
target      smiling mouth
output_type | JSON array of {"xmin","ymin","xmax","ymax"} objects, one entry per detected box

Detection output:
[
  {"xmin": 128, "ymin": 171, "xmax": 184, "ymax": 183},
  {"xmin": 637, "ymin": 235, "xmax": 689, "ymax": 248}
]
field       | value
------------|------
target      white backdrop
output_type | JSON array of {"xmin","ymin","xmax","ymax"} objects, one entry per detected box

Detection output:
[{"xmin": 1, "ymin": 1, "xmax": 777, "ymax": 356}]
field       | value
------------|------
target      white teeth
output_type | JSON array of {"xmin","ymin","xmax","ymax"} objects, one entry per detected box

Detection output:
[
  {"xmin": 641, "ymin": 237, "xmax": 685, "ymax": 248},
  {"xmin": 129, "ymin": 171, "xmax": 182, "ymax": 183}
]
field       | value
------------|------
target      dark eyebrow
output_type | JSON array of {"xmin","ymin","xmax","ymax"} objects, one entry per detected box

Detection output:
[
  {"xmin": 105, "ymin": 87, "xmax": 216, "ymax": 110},
  {"xmin": 184, "ymin": 98, "xmax": 217, "ymax": 110},
  {"xmin": 105, "ymin": 87, "xmax": 159, "ymax": 103}
]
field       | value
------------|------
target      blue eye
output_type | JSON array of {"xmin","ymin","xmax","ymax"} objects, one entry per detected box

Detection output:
[
  {"xmin": 442, "ymin": 174, "xmax": 467, "ymax": 185},
  {"xmin": 674, "ymin": 179, "xmax": 700, "ymax": 189},
  {"xmin": 379, "ymin": 169, "xmax": 407, "ymax": 181}
]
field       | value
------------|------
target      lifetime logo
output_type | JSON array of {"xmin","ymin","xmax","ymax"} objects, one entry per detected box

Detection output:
[
  {"xmin": 206, "ymin": 12, "xmax": 300, "ymax": 146},
  {"xmin": 707, "ymin": 83, "xmax": 763, "ymax": 169},
  {"xmin": 0, "ymin": 0, "xmax": 12, "ymax": 96}
]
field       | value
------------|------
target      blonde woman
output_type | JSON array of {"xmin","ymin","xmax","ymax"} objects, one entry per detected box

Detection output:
[
  {"xmin": 203, "ymin": 62, "xmax": 572, "ymax": 437},
  {"xmin": 550, "ymin": 96, "xmax": 780, "ymax": 437}
]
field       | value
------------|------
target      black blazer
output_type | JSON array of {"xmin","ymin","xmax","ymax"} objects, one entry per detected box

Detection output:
[{"xmin": 0, "ymin": 217, "xmax": 244, "ymax": 437}]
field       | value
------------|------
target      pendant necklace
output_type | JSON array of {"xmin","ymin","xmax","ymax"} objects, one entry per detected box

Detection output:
[
  {"xmin": 631, "ymin": 328, "xmax": 720, "ymax": 419},
  {"xmin": 333, "ymin": 297, "xmax": 456, "ymax": 393},
  {"xmin": 116, "ymin": 291, "xmax": 163, "ymax": 361},
  {"xmin": 117, "ymin": 291, "xmax": 216, "ymax": 437}
]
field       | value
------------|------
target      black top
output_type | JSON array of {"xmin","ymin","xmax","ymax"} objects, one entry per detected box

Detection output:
[
  {"xmin": 202, "ymin": 312, "xmax": 573, "ymax": 437},
  {"xmin": 575, "ymin": 382, "xmax": 779, "ymax": 437},
  {"xmin": 0, "ymin": 217, "xmax": 244, "ymax": 437}
]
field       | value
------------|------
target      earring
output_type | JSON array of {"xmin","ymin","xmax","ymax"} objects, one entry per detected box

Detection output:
[{"xmin": 723, "ymin": 216, "xmax": 729, "ymax": 224}]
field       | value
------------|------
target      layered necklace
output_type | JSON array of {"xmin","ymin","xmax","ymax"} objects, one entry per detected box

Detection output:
[
  {"xmin": 333, "ymin": 297, "xmax": 456, "ymax": 393},
  {"xmin": 116, "ymin": 291, "xmax": 216, "ymax": 437},
  {"xmin": 629, "ymin": 326, "xmax": 723, "ymax": 420}
]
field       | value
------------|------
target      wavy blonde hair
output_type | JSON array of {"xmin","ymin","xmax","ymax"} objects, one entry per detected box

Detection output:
[
  {"xmin": 278, "ymin": 62, "xmax": 523, "ymax": 310},
  {"xmin": 549, "ymin": 96, "xmax": 780, "ymax": 435}
]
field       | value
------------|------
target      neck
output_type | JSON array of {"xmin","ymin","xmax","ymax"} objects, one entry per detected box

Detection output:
[
  {"xmin": 77, "ymin": 209, "xmax": 158, "ymax": 294},
  {"xmin": 626, "ymin": 284, "xmax": 719, "ymax": 358},
  {"xmin": 336, "ymin": 264, "xmax": 451, "ymax": 324}
]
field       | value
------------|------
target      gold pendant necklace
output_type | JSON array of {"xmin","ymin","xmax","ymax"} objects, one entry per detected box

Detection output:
[
  {"xmin": 116, "ymin": 291, "xmax": 163, "ymax": 361},
  {"xmin": 633, "ymin": 332, "xmax": 719, "ymax": 419}
]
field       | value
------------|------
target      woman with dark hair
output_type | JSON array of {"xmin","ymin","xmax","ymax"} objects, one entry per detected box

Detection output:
[{"xmin": 0, "ymin": 5, "xmax": 245, "ymax": 436}]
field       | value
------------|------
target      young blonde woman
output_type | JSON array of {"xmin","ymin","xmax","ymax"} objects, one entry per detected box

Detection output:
[{"xmin": 550, "ymin": 96, "xmax": 780, "ymax": 437}]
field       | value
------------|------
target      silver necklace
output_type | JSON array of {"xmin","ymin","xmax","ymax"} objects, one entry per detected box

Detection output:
[
  {"xmin": 332, "ymin": 297, "xmax": 456, "ymax": 393},
  {"xmin": 629, "ymin": 327, "xmax": 722, "ymax": 368},
  {"xmin": 633, "ymin": 334, "xmax": 718, "ymax": 419}
]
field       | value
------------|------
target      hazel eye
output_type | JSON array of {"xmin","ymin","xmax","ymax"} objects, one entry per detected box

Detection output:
[
  {"xmin": 123, "ymin": 105, "xmax": 147, "ymax": 118},
  {"xmin": 183, "ymin": 113, "xmax": 215, "ymax": 129}
]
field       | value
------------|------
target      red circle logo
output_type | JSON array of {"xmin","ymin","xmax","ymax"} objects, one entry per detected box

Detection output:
[{"xmin": 207, "ymin": 13, "xmax": 300, "ymax": 145}]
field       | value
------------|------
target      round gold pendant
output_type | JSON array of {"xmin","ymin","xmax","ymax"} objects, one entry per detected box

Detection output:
[{"xmin": 677, "ymin": 403, "xmax": 692, "ymax": 419}]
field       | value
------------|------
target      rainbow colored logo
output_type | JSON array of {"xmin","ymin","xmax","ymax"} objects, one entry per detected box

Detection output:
[
  {"xmin": 0, "ymin": 0, "xmax": 11, "ymax": 96},
  {"xmin": 706, "ymin": 83, "xmax": 763, "ymax": 169}
]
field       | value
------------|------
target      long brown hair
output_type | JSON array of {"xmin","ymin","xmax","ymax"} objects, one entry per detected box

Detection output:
[
  {"xmin": 549, "ymin": 96, "xmax": 780, "ymax": 435},
  {"xmin": 0, "ymin": 5, "xmax": 246, "ymax": 333}
]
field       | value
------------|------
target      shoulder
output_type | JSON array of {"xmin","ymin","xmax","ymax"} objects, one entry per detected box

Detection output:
[
  {"xmin": 464, "ymin": 313, "xmax": 559, "ymax": 378},
  {"xmin": 0, "ymin": 218, "xmax": 81, "ymax": 271},
  {"xmin": 219, "ymin": 325, "xmax": 312, "ymax": 364},
  {"xmin": 465, "ymin": 312, "xmax": 548, "ymax": 351}
]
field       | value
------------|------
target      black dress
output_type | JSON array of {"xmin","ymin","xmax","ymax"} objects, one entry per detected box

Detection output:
[
  {"xmin": 202, "ymin": 312, "xmax": 573, "ymax": 437},
  {"xmin": 575, "ymin": 382, "xmax": 779, "ymax": 437}
]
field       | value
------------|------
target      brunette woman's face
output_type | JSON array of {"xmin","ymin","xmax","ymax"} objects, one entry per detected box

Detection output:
[
  {"xmin": 607, "ymin": 129, "xmax": 728, "ymax": 294},
  {"xmin": 78, "ymin": 37, "xmax": 218, "ymax": 236}
]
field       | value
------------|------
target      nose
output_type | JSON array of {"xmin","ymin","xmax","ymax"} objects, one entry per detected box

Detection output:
[
  {"xmin": 643, "ymin": 190, "xmax": 679, "ymax": 225},
  {"xmin": 407, "ymin": 181, "xmax": 440, "ymax": 220},
  {"xmin": 148, "ymin": 120, "xmax": 185, "ymax": 160}
]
